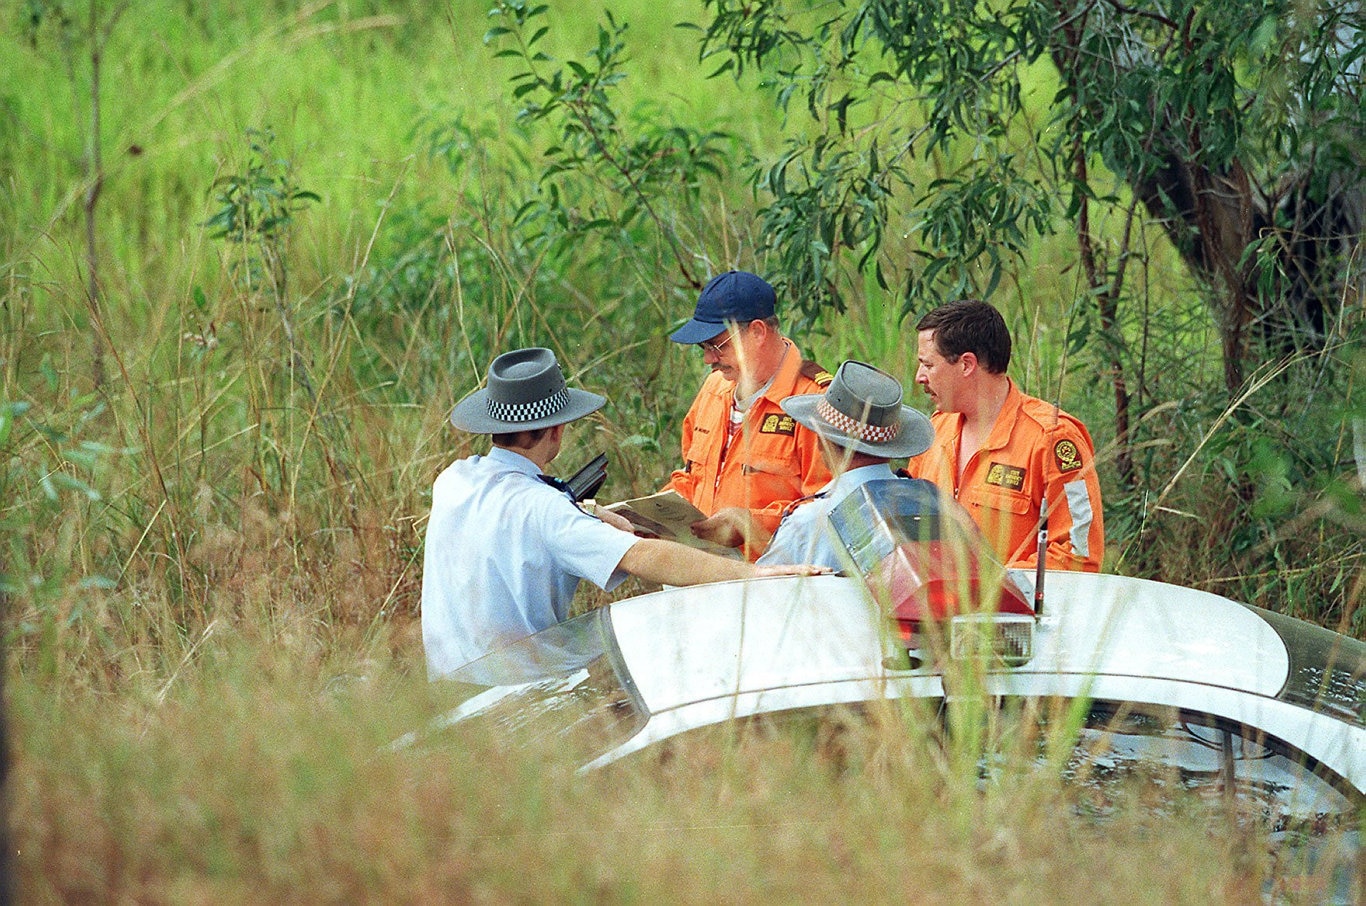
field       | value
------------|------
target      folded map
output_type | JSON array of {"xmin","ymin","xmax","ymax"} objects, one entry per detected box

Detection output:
[{"xmin": 603, "ymin": 490, "xmax": 739, "ymax": 557}]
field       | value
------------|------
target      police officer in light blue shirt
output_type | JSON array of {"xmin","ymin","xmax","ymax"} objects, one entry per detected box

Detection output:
[
  {"xmin": 421, "ymin": 347, "xmax": 830, "ymax": 680},
  {"xmin": 757, "ymin": 361, "xmax": 936, "ymax": 571}
]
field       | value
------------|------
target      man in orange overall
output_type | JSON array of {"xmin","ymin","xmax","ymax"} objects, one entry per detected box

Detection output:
[
  {"xmin": 665, "ymin": 271, "xmax": 834, "ymax": 560},
  {"xmin": 905, "ymin": 299, "xmax": 1105, "ymax": 571}
]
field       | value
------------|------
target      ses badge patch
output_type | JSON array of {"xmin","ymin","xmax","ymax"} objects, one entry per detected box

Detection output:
[
  {"xmin": 760, "ymin": 414, "xmax": 797, "ymax": 436},
  {"xmin": 1053, "ymin": 439, "xmax": 1084, "ymax": 473},
  {"xmin": 985, "ymin": 462, "xmax": 1026, "ymax": 490}
]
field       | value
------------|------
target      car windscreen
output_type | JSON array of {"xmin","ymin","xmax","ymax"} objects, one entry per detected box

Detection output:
[
  {"xmin": 442, "ymin": 607, "xmax": 650, "ymax": 758},
  {"xmin": 1246, "ymin": 605, "xmax": 1366, "ymax": 729},
  {"xmin": 1070, "ymin": 701, "xmax": 1361, "ymax": 819}
]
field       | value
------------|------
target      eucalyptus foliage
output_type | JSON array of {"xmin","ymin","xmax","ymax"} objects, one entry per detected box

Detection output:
[
  {"xmin": 656, "ymin": 0, "xmax": 1363, "ymax": 619},
  {"xmin": 205, "ymin": 127, "xmax": 321, "ymax": 299},
  {"xmin": 694, "ymin": 0, "xmax": 1363, "ymax": 393},
  {"xmin": 485, "ymin": 0, "xmax": 738, "ymax": 290},
  {"xmin": 0, "ymin": 388, "xmax": 118, "ymax": 608}
]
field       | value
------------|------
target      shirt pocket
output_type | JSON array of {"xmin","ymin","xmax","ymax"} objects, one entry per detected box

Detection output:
[
  {"xmin": 740, "ymin": 456, "xmax": 802, "ymax": 499},
  {"xmin": 683, "ymin": 434, "xmax": 712, "ymax": 471},
  {"xmin": 972, "ymin": 487, "xmax": 1031, "ymax": 516}
]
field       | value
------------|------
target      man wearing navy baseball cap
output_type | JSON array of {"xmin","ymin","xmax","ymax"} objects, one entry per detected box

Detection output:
[{"xmin": 663, "ymin": 270, "xmax": 835, "ymax": 559}]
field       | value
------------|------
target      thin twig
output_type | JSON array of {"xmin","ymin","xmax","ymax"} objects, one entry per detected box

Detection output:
[{"xmin": 1150, "ymin": 354, "xmax": 1303, "ymax": 514}]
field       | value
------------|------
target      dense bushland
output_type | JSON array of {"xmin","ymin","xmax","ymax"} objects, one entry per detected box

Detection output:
[{"xmin": 3, "ymin": 0, "xmax": 1360, "ymax": 664}]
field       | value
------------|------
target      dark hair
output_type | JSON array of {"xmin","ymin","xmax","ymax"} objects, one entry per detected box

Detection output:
[
  {"xmin": 491, "ymin": 426, "xmax": 554, "ymax": 448},
  {"xmin": 915, "ymin": 299, "xmax": 1011, "ymax": 374}
]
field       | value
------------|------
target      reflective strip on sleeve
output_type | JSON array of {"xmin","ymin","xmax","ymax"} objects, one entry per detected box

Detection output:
[{"xmin": 1064, "ymin": 479, "xmax": 1093, "ymax": 559}]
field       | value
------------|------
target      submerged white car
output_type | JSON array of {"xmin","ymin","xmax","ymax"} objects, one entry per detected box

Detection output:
[{"xmin": 434, "ymin": 481, "xmax": 1365, "ymax": 833}]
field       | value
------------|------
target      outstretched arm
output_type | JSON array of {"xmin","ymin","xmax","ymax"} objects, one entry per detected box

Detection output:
[{"xmin": 618, "ymin": 537, "xmax": 827, "ymax": 586}]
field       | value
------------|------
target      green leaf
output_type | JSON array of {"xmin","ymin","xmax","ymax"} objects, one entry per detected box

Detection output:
[
  {"xmin": 705, "ymin": 59, "xmax": 735, "ymax": 79},
  {"xmin": 79, "ymin": 575, "xmax": 118, "ymax": 590},
  {"xmin": 47, "ymin": 472, "xmax": 102, "ymax": 501},
  {"xmin": 40, "ymin": 354, "xmax": 58, "ymax": 392}
]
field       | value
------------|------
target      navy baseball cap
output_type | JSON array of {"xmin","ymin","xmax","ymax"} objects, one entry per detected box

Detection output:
[{"xmin": 669, "ymin": 270, "xmax": 777, "ymax": 344}]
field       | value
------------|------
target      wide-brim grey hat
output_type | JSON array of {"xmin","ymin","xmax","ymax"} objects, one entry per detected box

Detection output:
[
  {"xmin": 781, "ymin": 360, "xmax": 932, "ymax": 458},
  {"xmin": 450, "ymin": 347, "xmax": 605, "ymax": 433}
]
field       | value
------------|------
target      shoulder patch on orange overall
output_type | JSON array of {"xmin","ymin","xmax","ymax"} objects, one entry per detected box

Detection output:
[
  {"xmin": 1053, "ymin": 439, "xmax": 1084, "ymax": 473},
  {"xmin": 800, "ymin": 360, "xmax": 834, "ymax": 386}
]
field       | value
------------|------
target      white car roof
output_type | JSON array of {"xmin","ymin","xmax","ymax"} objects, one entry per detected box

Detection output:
[
  {"xmin": 590, "ymin": 573, "xmax": 1364, "ymax": 790},
  {"xmin": 606, "ymin": 573, "xmax": 1290, "ymax": 711}
]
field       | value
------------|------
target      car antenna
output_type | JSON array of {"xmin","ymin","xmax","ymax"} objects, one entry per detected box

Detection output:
[
  {"xmin": 1034, "ymin": 497, "xmax": 1047, "ymax": 619},
  {"xmin": 1035, "ymin": 365, "xmax": 1066, "ymax": 621},
  {"xmin": 1036, "ymin": 304, "xmax": 1079, "ymax": 620}
]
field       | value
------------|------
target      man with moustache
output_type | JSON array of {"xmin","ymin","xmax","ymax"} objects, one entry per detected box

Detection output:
[{"xmin": 906, "ymin": 299, "xmax": 1105, "ymax": 572}]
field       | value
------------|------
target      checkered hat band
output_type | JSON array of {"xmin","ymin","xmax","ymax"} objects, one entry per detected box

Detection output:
[
  {"xmin": 816, "ymin": 398, "xmax": 899, "ymax": 442},
  {"xmin": 487, "ymin": 386, "xmax": 570, "ymax": 423}
]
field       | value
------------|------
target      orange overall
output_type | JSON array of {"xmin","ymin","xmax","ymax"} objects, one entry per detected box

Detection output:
[
  {"xmin": 905, "ymin": 381, "xmax": 1105, "ymax": 571},
  {"xmin": 666, "ymin": 343, "xmax": 834, "ymax": 559}
]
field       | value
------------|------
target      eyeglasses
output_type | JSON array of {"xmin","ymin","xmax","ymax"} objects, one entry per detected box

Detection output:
[{"xmin": 697, "ymin": 332, "xmax": 735, "ymax": 355}]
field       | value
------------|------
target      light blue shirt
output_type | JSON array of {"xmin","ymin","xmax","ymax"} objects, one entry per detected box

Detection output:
[
  {"xmin": 420, "ymin": 446, "xmax": 639, "ymax": 679},
  {"xmin": 757, "ymin": 464, "xmax": 898, "ymax": 571}
]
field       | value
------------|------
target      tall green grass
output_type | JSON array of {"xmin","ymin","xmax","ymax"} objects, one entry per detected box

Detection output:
[
  {"xmin": 1, "ymin": 0, "xmax": 1361, "ymax": 899},
  {"xmin": 14, "ymin": 635, "xmax": 1326, "ymax": 904}
]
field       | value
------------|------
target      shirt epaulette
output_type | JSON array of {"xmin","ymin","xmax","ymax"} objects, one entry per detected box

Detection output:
[
  {"xmin": 800, "ymin": 359, "xmax": 835, "ymax": 387},
  {"xmin": 537, "ymin": 473, "xmax": 573, "ymax": 495},
  {"xmin": 1016, "ymin": 393, "xmax": 1084, "ymax": 434},
  {"xmin": 778, "ymin": 490, "xmax": 827, "ymax": 520}
]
